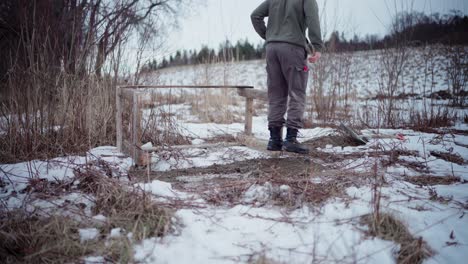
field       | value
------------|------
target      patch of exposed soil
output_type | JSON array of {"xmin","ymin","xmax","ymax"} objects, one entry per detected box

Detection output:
[
  {"xmin": 405, "ymin": 175, "xmax": 462, "ymax": 186},
  {"xmin": 131, "ymin": 157, "xmax": 323, "ymax": 182},
  {"xmin": 304, "ymin": 134, "xmax": 365, "ymax": 149},
  {"xmin": 203, "ymin": 134, "xmax": 238, "ymax": 144},
  {"xmin": 130, "ymin": 157, "xmax": 372, "ymax": 207}
]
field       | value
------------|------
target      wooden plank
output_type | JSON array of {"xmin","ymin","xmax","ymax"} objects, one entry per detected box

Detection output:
[
  {"xmin": 245, "ymin": 97, "xmax": 254, "ymax": 136},
  {"xmin": 116, "ymin": 86, "xmax": 123, "ymax": 152},
  {"xmin": 237, "ymin": 88, "xmax": 268, "ymax": 101},
  {"xmin": 141, "ymin": 142, "xmax": 241, "ymax": 152},
  {"xmin": 119, "ymin": 85, "xmax": 254, "ymax": 89}
]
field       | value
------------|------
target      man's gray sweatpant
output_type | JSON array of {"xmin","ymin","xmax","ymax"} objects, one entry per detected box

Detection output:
[{"xmin": 266, "ymin": 42, "xmax": 309, "ymax": 130}]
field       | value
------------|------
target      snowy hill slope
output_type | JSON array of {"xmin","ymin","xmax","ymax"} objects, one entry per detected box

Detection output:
[{"xmin": 142, "ymin": 46, "xmax": 461, "ymax": 98}]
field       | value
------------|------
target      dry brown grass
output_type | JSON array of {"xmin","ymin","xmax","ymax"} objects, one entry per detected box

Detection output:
[
  {"xmin": 0, "ymin": 73, "xmax": 116, "ymax": 164},
  {"xmin": 0, "ymin": 160, "xmax": 173, "ymax": 263},
  {"xmin": 189, "ymin": 90, "xmax": 243, "ymax": 124},
  {"xmin": 409, "ymin": 108, "xmax": 457, "ymax": 133},
  {"xmin": 0, "ymin": 211, "xmax": 138, "ymax": 263},
  {"xmin": 405, "ymin": 175, "xmax": 461, "ymax": 186},
  {"xmin": 74, "ymin": 164, "xmax": 173, "ymax": 241},
  {"xmin": 362, "ymin": 213, "xmax": 432, "ymax": 264},
  {"xmin": 429, "ymin": 151, "xmax": 466, "ymax": 165},
  {"xmin": 0, "ymin": 212, "xmax": 96, "ymax": 264},
  {"xmin": 248, "ymin": 253, "xmax": 280, "ymax": 264},
  {"xmin": 204, "ymin": 133, "xmax": 238, "ymax": 144}
]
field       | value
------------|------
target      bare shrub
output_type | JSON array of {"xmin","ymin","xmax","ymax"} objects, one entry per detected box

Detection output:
[
  {"xmin": 408, "ymin": 106, "xmax": 456, "ymax": 132},
  {"xmin": 309, "ymin": 51, "xmax": 355, "ymax": 125},
  {"xmin": 376, "ymin": 44, "xmax": 409, "ymax": 128},
  {"xmin": 141, "ymin": 97, "xmax": 192, "ymax": 146},
  {"xmin": 445, "ymin": 46, "xmax": 468, "ymax": 107},
  {"xmin": 0, "ymin": 71, "xmax": 116, "ymax": 163}
]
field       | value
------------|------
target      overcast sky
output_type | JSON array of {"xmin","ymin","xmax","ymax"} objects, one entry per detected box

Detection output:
[{"xmin": 159, "ymin": 0, "xmax": 466, "ymax": 57}]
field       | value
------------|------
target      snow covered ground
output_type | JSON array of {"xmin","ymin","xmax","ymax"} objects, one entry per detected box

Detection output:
[
  {"xmin": 1, "ymin": 124, "xmax": 467, "ymax": 263},
  {"xmin": 1, "ymin": 47, "xmax": 468, "ymax": 263}
]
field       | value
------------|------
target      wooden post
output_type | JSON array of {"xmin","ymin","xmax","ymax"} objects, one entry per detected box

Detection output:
[
  {"xmin": 131, "ymin": 92, "xmax": 143, "ymax": 165},
  {"xmin": 132, "ymin": 93, "xmax": 150, "ymax": 167},
  {"xmin": 116, "ymin": 86, "xmax": 123, "ymax": 152},
  {"xmin": 245, "ymin": 97, "xmax": 254, "ymax": 136}
]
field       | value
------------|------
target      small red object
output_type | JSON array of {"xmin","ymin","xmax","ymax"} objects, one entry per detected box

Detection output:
[
  {"xmin": 396, "ymin": 133, "xmax": 405, "ymax": 141},
  {"xmin": 303, "ymin": 65, "xmax": 309, "ymax": 72}
]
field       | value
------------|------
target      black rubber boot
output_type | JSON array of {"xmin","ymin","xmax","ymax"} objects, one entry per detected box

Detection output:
[
  {"xmin": 283, "ymin": 128, "xmax": 309, "ymax": 154},
  {"xmin": 267, "ymin": 127, "xmax": 283, "ymax": 151}
]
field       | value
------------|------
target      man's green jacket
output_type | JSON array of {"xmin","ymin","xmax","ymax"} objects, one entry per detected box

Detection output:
[{"xmin": 251, "ymin": 0, "xmax": 324, "ymax": 52}]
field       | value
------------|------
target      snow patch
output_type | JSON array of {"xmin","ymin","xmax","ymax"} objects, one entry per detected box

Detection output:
[{"xmin": 79, "ymin": 228, "xmax": 100, "ymax": 243}]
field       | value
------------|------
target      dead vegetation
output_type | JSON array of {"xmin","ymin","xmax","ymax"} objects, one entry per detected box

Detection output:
[
  {"xmin": 75, "ymin": 163, "xmax": 173, "ymax": 241},
  {"xmin": 189, "ymin": 90, "xmax": 243, "ymax": 124},
  {"xmin": 204, "ymin": 133, "xmax": 238, "ymax": 144},
  {"xmin": 0, "ymin": 160, "xmax": 174, "ymax": 263},
  {"xmin": 304, "ymin": 134, "xmax": 365, "ymax": 149},
  {"xmin": 430, "ymin": 151, "xmax": 466, "ymax": 165},
  {"xmin": 0, "ymin": 212, "xmax": 96, "ymax": 264},
  {"xmin": 363, "ymin": 152, "xmax": 432, "ymax": 264},
  {"xmin": 132, "ymin": 156, "xmax": 372, "ymax": 207},
  {"xmin": 405, "ymin": 175, "xmax": 462, "ymax": 186},
  {"xmin": 361, "ymin": 213, "xmax": 432, "ymax": 264},
  {"xmin": 409, "ymin": 107, "xmax": 457, "ymax": 133},
  {"xmin": 248, "ymin": 253, "xmax": 280, "ymax": 264},
  {"xmin": 0, "ymin": 210, "xmax": 137, "ymax": 263}
]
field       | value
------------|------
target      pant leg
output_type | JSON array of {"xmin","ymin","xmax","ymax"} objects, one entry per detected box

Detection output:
[
  {"xmin": 266, "ymin": 43, "xmax": 288, "ymax": 128},
  {"xmin": 276, "ymin": 44, "xmax": 309, "ymax": 129}
]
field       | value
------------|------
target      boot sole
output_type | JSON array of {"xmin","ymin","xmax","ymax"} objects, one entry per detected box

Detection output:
[
  {"xmin": 283, "ymin": 147, "xmax": 309, "ymax": 155},
  {"xmin": 267, "ymin": 147, "xmax": 283, "ymax": 151}
]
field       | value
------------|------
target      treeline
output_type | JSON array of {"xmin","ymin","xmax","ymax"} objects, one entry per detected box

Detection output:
[
  {"xmin": 146, "ymin": 10, "xmax": 468, "ymax": 71},
  {"xmin": 327, "ymin": 10, "xmax": 468, "ymax": 52},
  {"xmin": 144, "ymin": 40, "xmax": 265, "ymax": 71}
]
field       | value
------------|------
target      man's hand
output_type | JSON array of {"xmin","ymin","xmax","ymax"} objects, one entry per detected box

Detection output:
[{"xmin": 308, "ymin": 52, "xmax": 321, "ymax": 64}]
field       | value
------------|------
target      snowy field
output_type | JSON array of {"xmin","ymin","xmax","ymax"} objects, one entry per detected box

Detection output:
[
  {"xmin": 1, "ymin": 47, "xmax": 468, "ymax": 263},
  {"xmin": 140, "ymin": 46, "xmax": 467, "ymax": 127},
  {"xmin": 141, "ymin": 47, "xmax": 462, "ymax": 97},
  {"xmin": 1, "ymin": 126, "xmax": 467, "ymax": 263}
]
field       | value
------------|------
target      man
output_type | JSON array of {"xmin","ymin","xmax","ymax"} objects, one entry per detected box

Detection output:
[{"xmin": 251, "ymin": 0, "xmax": 323, "ymax": 154}]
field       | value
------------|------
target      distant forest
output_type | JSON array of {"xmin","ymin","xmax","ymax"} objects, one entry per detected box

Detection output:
[{"xmin": 144, "ymin": 10, "xmax": 468, "ymax": 71}]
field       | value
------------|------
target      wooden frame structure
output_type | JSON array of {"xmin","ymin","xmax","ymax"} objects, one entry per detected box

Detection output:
[{"xmin": 115, "ymin": 85, "xmax": 267, "ymax": 166}]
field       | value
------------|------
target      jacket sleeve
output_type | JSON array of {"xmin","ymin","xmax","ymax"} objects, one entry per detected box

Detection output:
[
  {"xmin": 304, "ymin": 0, "xmax": 324, "ymax": 52},
  {"xmin": 251, "ymin": 0, "xmax": 269, "ymax": 40}
]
